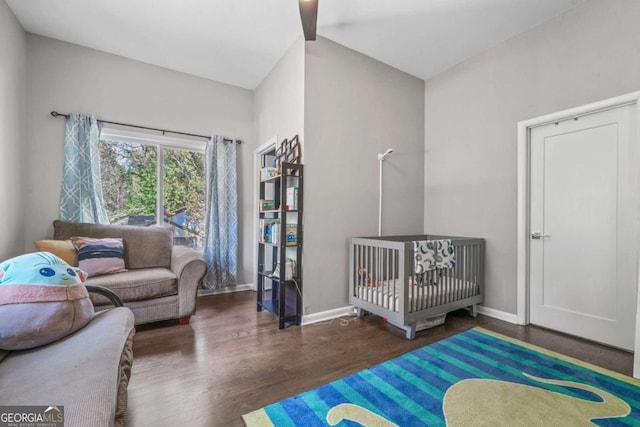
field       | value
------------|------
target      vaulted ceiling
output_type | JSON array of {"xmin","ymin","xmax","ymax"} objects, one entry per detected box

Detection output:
[{"xmin": 7, "ymin": 0, "xmax": 585, "ymax": 89}]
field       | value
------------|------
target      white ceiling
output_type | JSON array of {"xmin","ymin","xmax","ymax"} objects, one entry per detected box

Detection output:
[{"xmin": 6, "ymin": 0, "xmax": 585, "ymax": 90}]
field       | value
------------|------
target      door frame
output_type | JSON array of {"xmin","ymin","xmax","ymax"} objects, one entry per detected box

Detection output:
[
  {"xmin": 516, "ymin": 91, "xmax": 640, "ymax": 375},
  {"xmin": 253, "ymin": 136, "xmax": 278, "ymax": 290}
]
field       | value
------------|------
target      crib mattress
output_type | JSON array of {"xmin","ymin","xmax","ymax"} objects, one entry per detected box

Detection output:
[{"xmin": 355, "ymin": 280, "xmax": 478, "ymax": 313}]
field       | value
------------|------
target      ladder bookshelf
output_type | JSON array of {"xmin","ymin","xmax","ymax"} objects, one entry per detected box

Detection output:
[{"xmin": 257, "ymin": 159, "xmax": 303, "ymax": 329}]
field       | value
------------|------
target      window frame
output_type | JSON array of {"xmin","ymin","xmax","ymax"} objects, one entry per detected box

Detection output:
[{"xmin": 99, "ymin": 126, "xmax": 207, "ymax": 236}]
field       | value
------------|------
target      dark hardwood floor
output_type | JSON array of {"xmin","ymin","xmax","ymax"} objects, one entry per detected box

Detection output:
[{"xmin": 126, "ymin": 291, "xmax": 633, "ymax": 427}]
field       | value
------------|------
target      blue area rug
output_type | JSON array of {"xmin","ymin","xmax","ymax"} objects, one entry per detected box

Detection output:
[{"xmin": 243, "ymin": 327, "xmax": 640, "ymax": 426}]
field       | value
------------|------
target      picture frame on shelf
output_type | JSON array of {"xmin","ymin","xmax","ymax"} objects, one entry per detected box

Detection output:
[
  {"xmin": 285, "ymin": 135, "xmax": 300, "ymax": 164},
  {"xmin": 275, "ymin": 135, "xmax": 301, "ymax": 170}
]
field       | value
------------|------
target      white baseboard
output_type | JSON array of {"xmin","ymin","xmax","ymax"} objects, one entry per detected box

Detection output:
[
  {"xmin": 477, "ymin": 305, "xmax": 518, "ymax": 324},
  {"xmin": 198, "ymin": 283, "xmax": 254, "ymax": 297},
  {"xmin": 295, "ymin": 304, "xmax": 518, "ymax": 326},
  {"xmin": 302, "ymin": 305, "xmax": 356, "ymax": 325}
]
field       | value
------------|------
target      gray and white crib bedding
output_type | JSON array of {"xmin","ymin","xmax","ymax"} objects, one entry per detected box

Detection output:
[
  {"xmin": 356, "ymin": 280, "xmax": 478, "ymax": 312},
  {"xmin": 413, "ymin": 239, "xmax": 456, "ymax": 273}
]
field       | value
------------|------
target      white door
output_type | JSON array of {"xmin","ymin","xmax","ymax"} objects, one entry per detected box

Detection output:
[{"xmin": 530, "ymin": 104, "xmax": 638, "ymax": 351}]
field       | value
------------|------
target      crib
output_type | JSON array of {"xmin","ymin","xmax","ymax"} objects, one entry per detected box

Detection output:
[{"xmin": 349, "ymin": 235, "xmax": 485, "ymax": 339}]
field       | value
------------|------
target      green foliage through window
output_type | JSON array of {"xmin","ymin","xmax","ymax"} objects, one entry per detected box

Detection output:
[{"xmin": 99, "ymin": 140, "xmax": 205, "ymax": 248}]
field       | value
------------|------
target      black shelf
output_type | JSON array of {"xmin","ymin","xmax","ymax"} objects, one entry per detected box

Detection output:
[
  {"xmin": 258, "ymin": 209, "xmax": 302, "ymax": 217},
  {"xmin": 258, "ymin": 242, "xmax": 299, "ymax": 247},
  {"xmin": 260, "ymin": 174, "xmax": 281, "ymax": 183},
  {"xmin": 258, "ymin": 270, "xmax": 279, "ymax": 281},
  {"xmin": 259, "ymin": 292, "xmax": 298, "ymax": 318},
  {"xmin": 259, "ymin": 270, "xmax": 304, "ymax": 282},
  {"xmin": 257, "ymin": 156, "xmax": 303, "ymax": 330},
  {"xmin": 257, "ymin": 280, "xmax": 301, "ymax": 328}
]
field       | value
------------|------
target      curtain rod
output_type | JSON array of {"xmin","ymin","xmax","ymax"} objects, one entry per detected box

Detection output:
[{"xmin": 50, "ymin": 111, "xmax": 241, "ymax": 144}]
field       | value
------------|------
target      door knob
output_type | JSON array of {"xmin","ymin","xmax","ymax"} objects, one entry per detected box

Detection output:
[{"xmin": 531, "ymin": 232, "xmax": 551, "ymax": 239}]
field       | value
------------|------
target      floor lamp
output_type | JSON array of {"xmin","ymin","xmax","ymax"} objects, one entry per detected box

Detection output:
[{"xmin": 377, "ymin": 148, "xmax": 394, "ymax": 236}]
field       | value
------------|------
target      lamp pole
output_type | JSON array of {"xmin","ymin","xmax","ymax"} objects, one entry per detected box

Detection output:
[{"xmin": 377, "ymin": 148, "xmax": 394, "ymax": 236}]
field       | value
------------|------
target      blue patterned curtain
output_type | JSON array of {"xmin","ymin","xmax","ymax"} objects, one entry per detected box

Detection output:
[
  {"xmin": 59, "ymin": 113, "xmax": 109, "ymax": 224},
  {"xmin": 202, "ymin": 136, "xmax": 238, "ymax": 290}
]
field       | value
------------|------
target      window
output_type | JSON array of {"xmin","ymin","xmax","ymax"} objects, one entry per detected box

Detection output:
[{"xmin": 98, "ymin": 128, "xmax": 206, "ymax": 249}]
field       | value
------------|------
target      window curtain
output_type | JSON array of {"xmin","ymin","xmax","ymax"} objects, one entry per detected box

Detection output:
[
  {"xmin": 59, "ymin": 113, "xmax": 109, "ymax": 224},
  {"xmin": 202, "ymin": 135, "xmax": 238, "ymax": 290}
]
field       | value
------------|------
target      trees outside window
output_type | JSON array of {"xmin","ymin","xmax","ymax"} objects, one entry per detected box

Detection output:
[{"xmin": 99, "ymin": 139, "xmax": 205, "ymax": 249}]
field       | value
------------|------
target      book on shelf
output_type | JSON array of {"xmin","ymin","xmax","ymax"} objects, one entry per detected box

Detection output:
[
  {"xmin": 259, "ymin": 219, "xmax": 280, "ymax": 244},
  {"xmin": 285, "ymin": 223, "xmax": 297, "ymax": 245},
  {"xmin": 272, "ymin": 222, "xmax": 279, "ymax": 244},
  {"xmin": 260, "ymin": 167, "xmax": 279, "ymax": 181},
  {"xmin": 260, "ymin": 199, "xmax": 277, "ymax": 211},
  {"xmin": 286, "ymin": 186, "xmax": 299, "ymax": 210}
]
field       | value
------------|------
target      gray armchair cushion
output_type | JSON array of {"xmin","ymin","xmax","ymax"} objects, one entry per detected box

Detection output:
[
  {"xmin": 0, "ymin": 307, "xmax": 135, "ymax": 427},
  {"xmin": 53, "ymin": 220, "xmax": 172, "ymax": 269},
  {"xmin": 87, "ymin": 268, "xmax": 177, "ymax": 305}
]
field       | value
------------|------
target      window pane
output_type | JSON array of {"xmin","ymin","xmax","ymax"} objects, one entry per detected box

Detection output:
[
  {"xmin": 99, "ymin": 141, "xmax": 158, "ymax": 225},
  {"xmin": 163, "ymin": 148, "xmax": 205, "ymax": 249}
]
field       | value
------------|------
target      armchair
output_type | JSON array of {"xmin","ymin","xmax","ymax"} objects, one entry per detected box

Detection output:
[{"xmin": 51, "ymin": 220, "xmax": 207, "ymax": 325}]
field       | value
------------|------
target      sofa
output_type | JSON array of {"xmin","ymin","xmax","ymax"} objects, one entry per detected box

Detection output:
[
  {"xmin": 0, "ymin": 287, "xmax": 134, "ymax": 427},
  {"xmin": 51, "ymin": 220, "xmax": 207, "ymax": 325}
]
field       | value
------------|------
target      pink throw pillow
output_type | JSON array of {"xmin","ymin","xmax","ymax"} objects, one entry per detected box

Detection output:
[{"xmin": 71, "ymin": 237, "xmax": 126, "ymax": 277}]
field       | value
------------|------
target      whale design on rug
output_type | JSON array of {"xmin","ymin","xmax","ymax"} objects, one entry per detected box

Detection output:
[
  {"xmin": 326, "ymin": 403, "xmax": 397, "ymax": 427},
  {"xmin": 241, "ymin": 328, "xmax": 640, "ymax": 427},
  {"xmin": 443, "ymin": 372, "xmax": 630, "ymax": 426}
]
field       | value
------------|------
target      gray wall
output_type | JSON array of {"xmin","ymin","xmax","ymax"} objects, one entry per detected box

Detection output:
[
  {"xmin": 253, "ymin": 37, "xmax": 304, "ymax": 292},
  {"xmin": 0, "ymin": 1, "xmax": 26, "ymax": 261},
  {"xmin": 254, "ymin": 37, "xmax": 305, "ymax": 151},
  {"xmin": 424, "ymin": 0, "xmax": 640, "ymax": 314},
  {"xmin": 304, "ymin": 37, "xmax": 425, "ymax": 313},
  {"xmin": 25, "ymin": 35, "xmax": 255, "ymax": 283}
]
